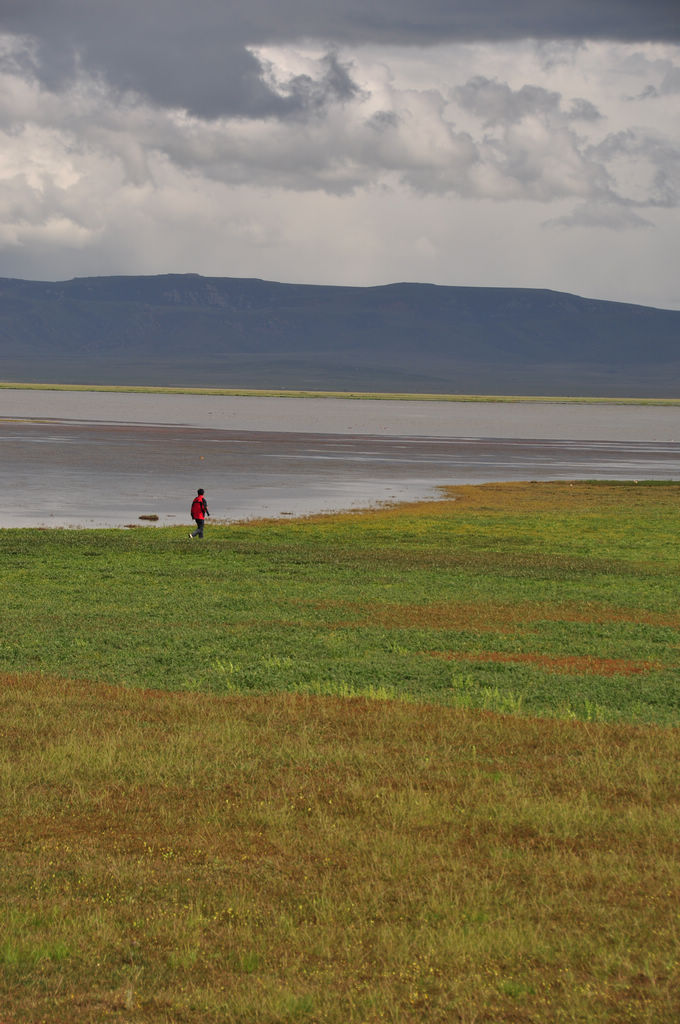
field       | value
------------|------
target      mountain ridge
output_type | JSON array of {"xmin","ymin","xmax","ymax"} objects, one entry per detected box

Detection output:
[{"xmin": 0, "ymin": 273, "xmax": 678, "ymax": 396}]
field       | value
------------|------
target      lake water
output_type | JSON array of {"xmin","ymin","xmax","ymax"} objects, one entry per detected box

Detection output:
[{"xmin": 1, "ymin": 390, "xmax": 678, "ymax": 528}]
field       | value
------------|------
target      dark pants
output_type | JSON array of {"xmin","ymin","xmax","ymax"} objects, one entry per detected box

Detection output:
[{"xmin": 191, "ymin": 518, "xmax": 205, "ymax": 538}]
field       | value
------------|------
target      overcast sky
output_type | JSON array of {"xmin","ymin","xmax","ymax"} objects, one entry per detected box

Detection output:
[{"xmin": 0, "ymin": 0, "xmax": 678, "ymax": 308}]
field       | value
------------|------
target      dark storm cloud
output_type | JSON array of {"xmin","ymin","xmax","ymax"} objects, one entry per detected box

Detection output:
[{"xmin": 0, "ymin": 0, "xmax": 677, "ymax": 119}]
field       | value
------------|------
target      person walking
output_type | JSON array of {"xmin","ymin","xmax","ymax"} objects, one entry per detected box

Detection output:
[{"xmin": 189, "ymin": 488, "xmax": 210, "ymax": 538}]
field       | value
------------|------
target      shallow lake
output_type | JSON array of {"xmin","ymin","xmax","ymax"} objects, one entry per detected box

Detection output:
[{"xmin": 1, "ymin": 391, "xmax": 678, "ymax": 528}]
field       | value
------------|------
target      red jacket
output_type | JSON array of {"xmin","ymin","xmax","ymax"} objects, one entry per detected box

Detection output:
[{"xmin": 191, "ymin": 495, "xmax": 208, "ymax": 519}]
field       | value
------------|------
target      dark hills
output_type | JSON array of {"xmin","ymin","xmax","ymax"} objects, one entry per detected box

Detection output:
[{"xmin": 0, "ymin": 273, "xmax": 678, "ymax": 396}]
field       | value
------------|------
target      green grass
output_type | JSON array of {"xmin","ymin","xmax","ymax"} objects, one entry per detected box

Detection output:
[
  {"xmin": 0, "ymin": 481, "xmax": 679, "ymax": 724},
  {"xmin": 2, "ymin": 380, "xmax": 680, "ymax": 404}
]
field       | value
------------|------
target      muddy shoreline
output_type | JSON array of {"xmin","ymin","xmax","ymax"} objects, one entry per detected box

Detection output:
[{"xmin": 1, "ymin": 415, "xmax": 678, "ymax": 529}]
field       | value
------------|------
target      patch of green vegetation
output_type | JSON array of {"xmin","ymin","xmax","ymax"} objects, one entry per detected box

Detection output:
[
  {"xmin": 1, "ymin": 481, "xmax": 679, "ymax": 723},
  {"xmin": 1, "ymin": 380, "xmax": 679, "ymax": 404}
]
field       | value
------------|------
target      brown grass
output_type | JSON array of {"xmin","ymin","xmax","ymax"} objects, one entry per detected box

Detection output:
[
  {"xmin": 2, "ymin": 672, "xmax": 679, "ymax": 1022},
  {"xmin": 426, "ymin": 650, "xmax": 663, "ymax": 676}
]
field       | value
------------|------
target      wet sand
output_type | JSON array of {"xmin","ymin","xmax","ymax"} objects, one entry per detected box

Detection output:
[{"xmin": 1, "ymin": 417, "xmax": 678, "ymax": 529}]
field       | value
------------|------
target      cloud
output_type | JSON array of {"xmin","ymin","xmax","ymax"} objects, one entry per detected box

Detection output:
[
  {"xmin": 256, "ymin": 50, "xmax": 362, "ymax": 116},
  {"xmin": 0, "ymin": 42, "xmax": 611, "ymax": 205},
  {"xmin": 453, "ymin": 75, "xmax": 602, "ymax": 126},
  {"xmin": 454, "ymin": 77, "xmax": 562, "ymax": 124},
  {"xmin": 636, "ymin": 63, "xmax": 680, "ymax": 99},
  {"xmin": 1, "ymin": 1, "xmax": 678, "ymax": 120},
  {"xmin": 567, "ymin": 98, "xmax": 602, "ymax": 121},
  {"xmin": 544, "ymin": 202, "xmax": 653, "ymax": 230},
  {"xmin": 589, "ymin": 130, "xmax": 680, "ymax": 207},
  {"xmin": 0, "ymin": 37, "xmax": 677, "ymax": 216},
  {"xmin": 660, "ymin": 64, "xmax": 680, "ymax": 94}
]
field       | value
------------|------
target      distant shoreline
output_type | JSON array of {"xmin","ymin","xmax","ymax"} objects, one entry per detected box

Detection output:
[{"xmin": 1, "ymin": 381, "xmax": 679, "ymax": 406}]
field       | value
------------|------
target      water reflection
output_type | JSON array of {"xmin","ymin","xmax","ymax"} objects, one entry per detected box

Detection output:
[{"xmin": 1, "ymin": 418, "xmax": 678, "ymax": 528}]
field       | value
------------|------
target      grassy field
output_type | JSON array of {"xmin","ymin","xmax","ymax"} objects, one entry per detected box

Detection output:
[
  {"xmin": 2, "ymin": 677, "xmax": 679, "ymax": 1023},
  {"xmin": 2, "ymin": 380, "xmax": 680, "ymax": 404},
  {"xmin": 1, "ymin": 481, "xmax": 679, "ymax": 723},
  {"xmin": 1, "ymin": 481, "xmax": 680, "ymax": 1022}
]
